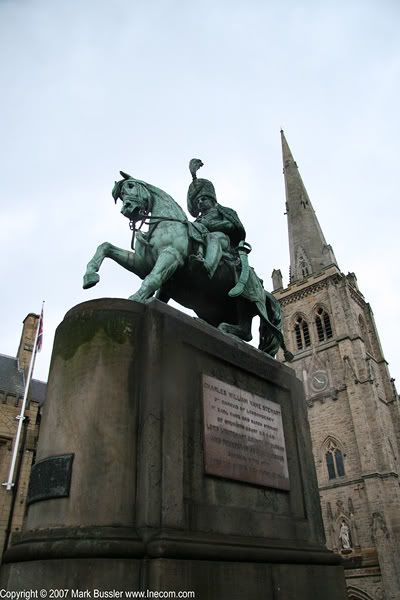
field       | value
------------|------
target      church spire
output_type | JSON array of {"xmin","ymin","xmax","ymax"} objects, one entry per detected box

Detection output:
[{"xmin": 281, "ymin": 130, "xmax": 338, "ymax": 283}]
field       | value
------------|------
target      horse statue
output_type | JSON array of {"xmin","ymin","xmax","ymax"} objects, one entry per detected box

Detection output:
[{"xmin": 83, "ymin": 170, "xmax": 292, "ymax": 361}]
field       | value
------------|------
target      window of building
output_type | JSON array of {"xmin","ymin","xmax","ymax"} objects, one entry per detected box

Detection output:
[
  {"xmin": 294, "ymin": 316, "xmax": 311, "ymax": 350},
  {"xmin": 315, "ymin": 307, "xmax": 333, "ymax": 342},
  {"xmin": 347, "ymin": 585, "xmax": 375, "ymax": 600},
  {"xmin": 0, "ymin": 437, "xmax": 12, "ymax": 477},
  {"xmin": 325, "ymin": 439, "xmax": 345, "ymax": 479}
]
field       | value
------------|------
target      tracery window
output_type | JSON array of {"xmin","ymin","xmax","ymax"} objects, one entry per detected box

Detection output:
[
  {"xmin": 294, "ymin": 316, "xmax": 311, "ymax": 350},
  {"xmin": 325, "ymin": 439, "xmax": 345, "ymax": 480},
  {"xmin": 315, "ymin": 307, "xmax": 333, "ymax": 342}
]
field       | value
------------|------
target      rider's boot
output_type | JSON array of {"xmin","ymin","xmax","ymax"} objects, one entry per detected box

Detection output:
[
  {"xmin": 203, "ymin": 237, "xmax": 222, "ymax": 278},
  {"xmin": 189, "ymin": 245, "xmax": 205, "ymax": 267}
]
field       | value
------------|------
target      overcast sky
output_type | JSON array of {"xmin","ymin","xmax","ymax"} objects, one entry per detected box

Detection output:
[{"xmin": 1, "ymin": 0, "xmax": 399, "ymax": 385}]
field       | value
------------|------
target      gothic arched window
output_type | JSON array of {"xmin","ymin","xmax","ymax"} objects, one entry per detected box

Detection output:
[
  {"xmin": 315, "ymin": 307, "xmax": 333, "ymax": 342},
  {"xmin": 347, "ymin": 586, "xmax": 375, "ymax": 600},
  {"xmin": 325, "ymin": 439, "xmax": 345, "ymax": 480},
  {"xmin": 294, "ymin": 316, "xmax": 311, "ymax": 350}
]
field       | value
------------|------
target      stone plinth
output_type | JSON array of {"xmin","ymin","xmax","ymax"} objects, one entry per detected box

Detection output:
[{"xmin": 1, "ymin": 299, "xmax": 347, "ymax": 598}]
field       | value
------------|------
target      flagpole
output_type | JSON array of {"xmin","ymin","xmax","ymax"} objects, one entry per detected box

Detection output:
[{"xmin": 3, "ymin": 302, "xmax": 44, "ymax": 492}]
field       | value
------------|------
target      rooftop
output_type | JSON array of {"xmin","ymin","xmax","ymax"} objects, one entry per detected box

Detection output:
[{"xmin": 0, "ymin": 353, "xmax": 46, "ymax": 405}]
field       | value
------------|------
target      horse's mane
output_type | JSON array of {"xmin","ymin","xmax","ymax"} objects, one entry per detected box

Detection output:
[{"xmin": 132, "ymin": 178, "xmax": 187, "ymax": 221}]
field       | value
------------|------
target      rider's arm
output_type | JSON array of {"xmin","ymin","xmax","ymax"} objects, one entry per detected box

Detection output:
[{"xmin": 206, "ymin": 218, "xmax": 234, "ymax": 233}]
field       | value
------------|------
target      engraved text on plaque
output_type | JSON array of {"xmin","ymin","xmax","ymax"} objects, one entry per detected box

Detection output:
[{"xmin": 202, "ymin": 375, "xmax": 289, "ymax": 490}]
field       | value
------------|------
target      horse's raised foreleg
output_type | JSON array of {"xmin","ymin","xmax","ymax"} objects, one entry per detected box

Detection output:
[
  {"xmin": 128, "ymin": 247, "xmax": 183, "ymax": 302},
  {"xmin": 83, "ymin": 242, "xmax": 147, "ymax": 289}
]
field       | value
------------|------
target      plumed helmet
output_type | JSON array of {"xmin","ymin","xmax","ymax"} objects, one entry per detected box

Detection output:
[{"xmin": 187, "ymin": 158, "xmax": 216, "ymax": 217}]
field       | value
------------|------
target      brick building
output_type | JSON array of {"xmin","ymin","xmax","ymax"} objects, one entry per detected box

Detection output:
[
  {"xmin": 273, "ymin": 131, "xmax": 400, "ymax": 600},
  {"xmin": 0, "ymin": 314, "xmax": 46, "ymax": 554}
]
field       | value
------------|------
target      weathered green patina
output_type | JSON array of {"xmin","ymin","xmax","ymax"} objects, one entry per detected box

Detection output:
[
  {"xmin": 83, "ymin": 162, "xmax": 292, "ymax": 360},
  {"xmin": 187, "ymin": 158, "xmax": 246, "ymax": 279}
]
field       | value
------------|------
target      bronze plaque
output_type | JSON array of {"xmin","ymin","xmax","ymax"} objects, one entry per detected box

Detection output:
[
  {"xmin": 202, "ymin": 375, "xmax": 289, "ymax": 490},
  {"xmin": 27, "ymin": 453, "xmax": 74, "ymax": 505}
]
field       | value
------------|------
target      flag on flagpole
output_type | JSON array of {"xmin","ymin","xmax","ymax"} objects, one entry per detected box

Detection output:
[{"xmin": 37, "ymin": 305, "xmax": 44, "ymax": 352}]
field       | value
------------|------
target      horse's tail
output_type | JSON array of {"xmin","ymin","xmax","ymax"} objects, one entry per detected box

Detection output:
[{"xmin": 258, "ymin": 292, "xmax": 293, "ymax": 361}]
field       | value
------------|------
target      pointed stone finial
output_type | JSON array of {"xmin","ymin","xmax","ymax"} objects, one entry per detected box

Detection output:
[{"xmin": 272, "ymin": 269, "xmax": 283, "ymax": 291}]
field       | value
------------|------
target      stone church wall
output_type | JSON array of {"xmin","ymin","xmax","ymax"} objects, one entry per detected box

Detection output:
[{"xmin": 275, "ymin": 269, "xmax": 400, "ymax": 599}]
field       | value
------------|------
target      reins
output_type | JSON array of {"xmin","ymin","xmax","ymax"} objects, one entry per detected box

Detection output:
[{"xmin": 129, "ymin": 214, "xmax": 189, "ymax": 250}]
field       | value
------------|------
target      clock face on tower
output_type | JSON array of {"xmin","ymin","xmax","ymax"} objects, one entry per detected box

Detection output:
[{"xmin": 311, "ymin": 370, "xmax": 329, "ymax": 392}]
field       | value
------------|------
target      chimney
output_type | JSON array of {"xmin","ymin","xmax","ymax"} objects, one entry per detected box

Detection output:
[{"xmin": 16, "ymin": 313, "xmax": 39, "ymax": 379}]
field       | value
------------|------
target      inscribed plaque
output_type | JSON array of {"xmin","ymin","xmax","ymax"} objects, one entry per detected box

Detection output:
[
  {"xmin": 202, "ymin": 375, "xmax": 289, "ymax": 490},
  {"xmin": 27, "ymin": 453, "xmax": 74, "ymax": 505}
]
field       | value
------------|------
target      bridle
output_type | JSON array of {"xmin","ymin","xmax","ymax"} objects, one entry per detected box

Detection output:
[
  {"xmin": 128, "ymin": 210, "xmax": 189, "ymax": 250},
  {"xmin": 121, "ymin": 187, "xmax": 200, "ymax": 250}
]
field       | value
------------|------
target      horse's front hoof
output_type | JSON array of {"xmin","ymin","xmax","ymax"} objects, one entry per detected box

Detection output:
[
  {"xmin": 83, "ymin": 272, "xmax": 100, "ymax": 289},
  {"xmin": 128, "ymin": 293, "xmax": 152, "ymax": 303},
  {"xmin": 128, "ymin": 293, "xmax": 142, "ymax": 302},
  {"xmin": 218, "ymin": 322, "xmax": 252, "ymax": 343}
]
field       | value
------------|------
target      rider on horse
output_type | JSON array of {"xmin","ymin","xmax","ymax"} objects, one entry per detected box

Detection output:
[
  {"xmin": 83, "ymin": 164, "xmax": 293, "ymax": 361},
  {"xmin": 187, "ymin": 159, "xmax": 246, "ymax": 278}
]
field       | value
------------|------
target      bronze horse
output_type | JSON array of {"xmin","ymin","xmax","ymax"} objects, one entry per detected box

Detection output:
[{"xmin": 83, "ymin": 172, "xmax": 292, "ymax": 360}]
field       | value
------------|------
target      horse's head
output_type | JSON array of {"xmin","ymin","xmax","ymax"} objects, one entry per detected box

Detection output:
[{"xmin": 112, "ymin": 171, "xmax": 152, "ymax": 223}]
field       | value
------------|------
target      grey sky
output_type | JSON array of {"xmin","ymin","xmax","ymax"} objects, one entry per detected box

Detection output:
[{"xmin": 1, "ymin": 0, "xmax": 399, "ymax": 384}]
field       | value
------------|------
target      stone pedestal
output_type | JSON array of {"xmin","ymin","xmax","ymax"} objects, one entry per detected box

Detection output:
[{"xmin": 1, "ymin": 299, "xmax": 347, "ymax": 598}]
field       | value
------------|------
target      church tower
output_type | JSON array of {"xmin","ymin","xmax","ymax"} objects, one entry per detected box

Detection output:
[{"xmin": 273, "ymin": 131, "xmax": 400, "ymax": 600}]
